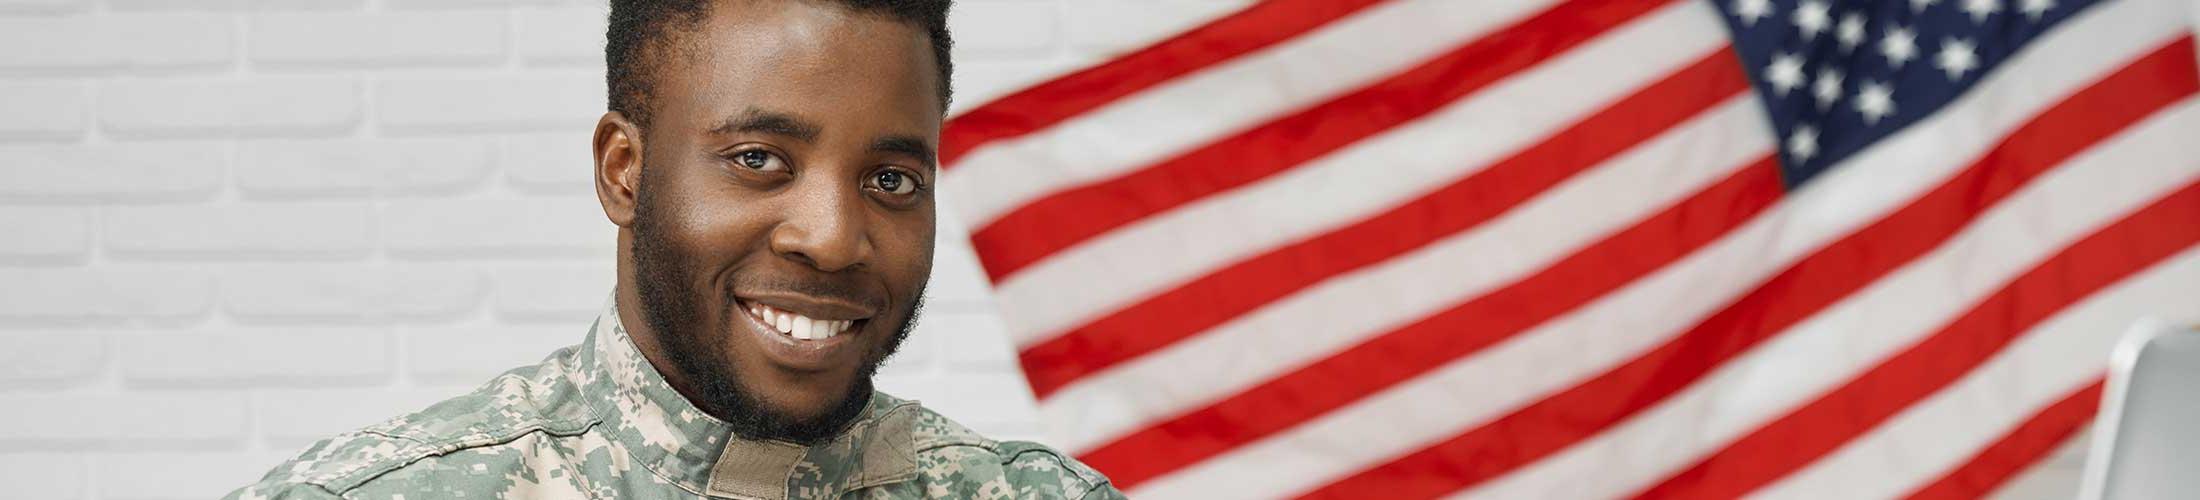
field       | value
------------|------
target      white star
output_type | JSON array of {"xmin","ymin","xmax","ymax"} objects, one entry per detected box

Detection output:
[
  {"xmin": 1766, "ymin": 52, "xmax": 1806, "ymax": 96},
  {"xmin": 1788, "ymin": 125, "xmax": 1820, "ymax": 162},
  {"xmin": 2021, "ymin": 0, "xmax": 2055, "ymax": 19},
  {"xmin": 1963, "ymin": 0, "xmax": 2001, "ymax": 23},
  {"xmin": 1911, "ymin": 0, "xmax": 1938, "ymax": 12},
  {"xmin": 1854, "ymin": 80, "xmax": 1895, "ymax": 125},
  {"xmin": 1836, "ymin": 13, "xmax": 1867, "ymax": 52},
  {"xmin": 1734, "ymin": 0, "xmax": 1773, "ymax": 26},
  {"xmin": 1938, "ymin": 37, "xmax": 1979, "ymax": 80},
  {"xmin": 1813, "ymin": 68, "xmax": 1844, "ymax": 109},
  {"xmin": 1882, "ymin": 25, "xmax": 1918, "ymax": 69},
  {"xmin": 1793, "ymin": 0, "xmax": 1831, "ymax": 40}
]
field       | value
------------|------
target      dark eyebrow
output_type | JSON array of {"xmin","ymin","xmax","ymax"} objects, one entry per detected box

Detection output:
[
  {"xmin": 709, "ymin": 109, "xmax": 821, "ymax": 143},
  {"xmin": 870, "ymin": 135, "xmax": 938, "ymax": 171}
]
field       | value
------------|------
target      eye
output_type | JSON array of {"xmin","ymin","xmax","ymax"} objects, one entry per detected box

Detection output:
[
  {"xmin": 730, "ymin": 149, "xmax": 787, "ymax": 172},
  {"xmin": 869, "ymin": 169, "xmax": 922, "ymax": 196}
]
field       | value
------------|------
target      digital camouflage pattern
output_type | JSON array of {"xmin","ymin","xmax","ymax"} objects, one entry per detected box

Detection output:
[{"xmin": 226, "ymin": 298, "xmax": 1124, "ymax": 499}]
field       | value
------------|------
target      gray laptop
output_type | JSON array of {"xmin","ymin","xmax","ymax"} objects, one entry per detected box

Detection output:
[{"xmin": 2080, "ymin": 319, "xmax": 2200, "ymax": 500}]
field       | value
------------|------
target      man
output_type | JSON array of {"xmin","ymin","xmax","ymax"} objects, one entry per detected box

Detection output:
[{"xmin": 226, "ymin": 1, "xmax": 1122, "ymax": 498}]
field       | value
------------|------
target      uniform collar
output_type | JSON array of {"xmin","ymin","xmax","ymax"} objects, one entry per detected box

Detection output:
[{"xmin": 576, "ymin": 296, "xmax": 921, "ymax": 499}]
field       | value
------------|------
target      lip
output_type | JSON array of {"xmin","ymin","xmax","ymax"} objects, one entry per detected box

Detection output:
[
  {"xmin": 738, "ymin": 291, "xmax": 877, "ymax": 321},
  {"xmin": 733, "ymin": 296, "xmax": 868, "ymax": 372}
]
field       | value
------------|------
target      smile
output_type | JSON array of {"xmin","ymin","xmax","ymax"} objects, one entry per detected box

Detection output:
[{"xmin": 745, "ymin": 301, "xmax": 859, "ymax": 341}]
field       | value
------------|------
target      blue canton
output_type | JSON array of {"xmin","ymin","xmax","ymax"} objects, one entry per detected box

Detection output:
[{"xmin": 1711, "ymin": 0, "xmax": 2102, "ymax": 187}]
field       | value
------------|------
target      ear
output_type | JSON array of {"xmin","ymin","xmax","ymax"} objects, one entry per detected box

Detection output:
[{"xmin": 593, "ymin": 111, "xmax": 645, "ymax": 228}]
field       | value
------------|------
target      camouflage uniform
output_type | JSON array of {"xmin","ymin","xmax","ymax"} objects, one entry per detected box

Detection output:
[{"xmin": 226, "ymin": 299, "xmax": 1125, "ymax": 500}]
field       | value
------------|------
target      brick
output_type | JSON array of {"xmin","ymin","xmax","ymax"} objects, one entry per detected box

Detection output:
[
  {"xmin": 386, "ymin": 0, "xmax": 565, "ymax": 8},
  {"xmin": 250, "ymin": 11, "xmax": 506, "ymax": 67},
  {"xmin": 0, "ymin": 453, "xmax": 88, "ymax": 499},
  {"xmin": 948, "ymin": 1, "xmax": 1060, "ymax": 58},
  {"xmin": 0, "ymin": 142, "xmax": 224, "ymax": 202},
  {"xmin": 0, "ymin": 14, "xmax": 232, "ymax": 72},
  {"xmin": 120, "ymin": 328, "xmax": 389, "ymax": 386},
  {"xmin": 0, "ymin": 392, "xmax": 248, "ymax": 446},
  {"xmin": 0, "ymin": 206, "xmax": 92, "ymax": 262},
  {"xmin": 516, "ymin": 6, "xmax": 607, "ymax": 65},
  {"xmin": 0, "ymin": 0, "xmax": 83, "ymax": 13},
  {"xmin": 490, "ymin": 262, "xmax": 615, "ymax": 321},
  {"xmin": 921, "ymin": 311, "xmax": 1019, "ymax": 371},
  {"xmin": 0, "ymin": 80, "xmax": 89, "ymax": 139},
  {"xmin": 377, "ymin": 72, "xmax": 605, "ymax": 133},
  {"xmin": 236, "ymin": 138, "xmax": 493, "ymax": 198},
  {"xmin": 222, "ymin": 263, "xmax": 484, "ymax": 323},
  {"xmin": 107, "ymin": 0, "xmax": 359, "ymax": 10},
  {"xmin": 96, "ymin": 452, "xmax": 294, "ymax": 500},
  {"xmin": 0, "ymin": 332, "xmax": 105, "ymax": 387},
  {"xmin": 382, "ymin": 197, "xmax": 615, "ymax": 258},
  {"xmin": 255, "ymin": 387, "xmax": 464, "ymax": 445},
  {"xmin": 0, "ymin": 267, "xmax": 213, "ymax": 321},
  {"xmin": 103, "ymin": 202, "xmax": 374, "ymax": 259},
  {"xmin": 1063, "ymin": 0, "xmax": 1253, "ymax": 55},
  {"xmin": 100, "ymin": 76, "xmax": 359, "ymax": 137},
  {"xmin": 500, "ymin": 131, "xmax": 596, "ymax": 193},
  {"xmin": 404, "ymin": 325, "xmax": 581, "ymax": 384}
]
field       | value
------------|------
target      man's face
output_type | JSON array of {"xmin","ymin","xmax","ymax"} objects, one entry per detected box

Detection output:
[{"xmin": 611, "ymin": 0, "xmax": 940, "ymax": 443}]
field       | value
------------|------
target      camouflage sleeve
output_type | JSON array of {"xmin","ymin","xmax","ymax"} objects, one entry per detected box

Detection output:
[
  {"xmin": 220, "ymin": 428, "xmax": 438, "ymax": 500},
  {"xmin": 222, "ymin": 479, "xmax": 345, "ymax": 500},
  {"xmin": 997, "ymin": 441, "xmax": 1124, "ymax": 500},
  {"xmin": 1072, "ymin": 480, "xmax": 1129, "ymax": 500}
]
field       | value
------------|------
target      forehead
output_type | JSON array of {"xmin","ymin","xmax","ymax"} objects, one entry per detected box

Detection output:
[{"xmin": 653, "ymin": 1, "xmax": 942, "ymax": 134}]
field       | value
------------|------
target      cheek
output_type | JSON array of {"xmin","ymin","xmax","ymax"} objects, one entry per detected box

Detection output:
[
  {"xmin": 878, "ymin": 213, "xmax": 936, "ymax": 285},
  {"xmin": 677, "ymin": 204, "xmax": 771, "ymax": 247},
  {"xmin": 645, "ymin": 190, "xmax": 778, "ymax": 287}
]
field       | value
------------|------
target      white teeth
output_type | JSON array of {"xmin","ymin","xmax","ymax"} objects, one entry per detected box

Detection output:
[
  {"xmin": 749, "ymin": 302, "xmax": 857, "ymax": 341},
  {"xmin": 791, "ymin": 316, "xmax": 814, "ymax": 340}
]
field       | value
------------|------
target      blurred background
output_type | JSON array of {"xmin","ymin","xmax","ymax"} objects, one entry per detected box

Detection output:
[
  {"xmin": 0, "ymin": 0, "xmax": 1223, "ymax": 497},
  {"xmin": 4, "ymin": 0, "xmax": 2198, "ymax": 498}
]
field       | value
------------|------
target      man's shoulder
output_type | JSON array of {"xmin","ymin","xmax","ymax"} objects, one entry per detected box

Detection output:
[
  {"xmin": 891, "ymin": 397, "xmax": 1124, "ymax": 500},
  {"xmin": 227, "ymin": 347, "xmax": 598, "ymax": 499}
]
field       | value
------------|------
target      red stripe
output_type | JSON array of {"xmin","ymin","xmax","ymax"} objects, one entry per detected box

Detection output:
[
  {"xmin": 1636, "ymin": 178, "xmax": 2200, "ymax": 499},
  {"xmin": 1907, "ymin": 381, "xmax": 2103, "ymax": 500},
  {"xmin": 1300, "ymin": 36, "xmax": 2199, "ymax": 499},
  {"xmin": 1083, "ymin": 148, "xmax": 1785, "ymax": 489},
  {"xmin": 1020, "ymin": 45, "xmax": 1750, "ymax": 399},
  {"xmin": 938, "ymin": 0, "xmax": 1385, "ymax": 167},
  {"xmin": 970, "ymin": 0, "xmax": 1677, "ymax": 282}
]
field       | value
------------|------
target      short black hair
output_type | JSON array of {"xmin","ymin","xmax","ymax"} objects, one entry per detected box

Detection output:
[{"xmin": 605, "ymin": 0, "xmax": 954, "ymax": 129}]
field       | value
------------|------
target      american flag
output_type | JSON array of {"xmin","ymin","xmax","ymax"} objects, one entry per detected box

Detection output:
[{"xmin": 940, "ymin": 0, "xmax": 2200, "ymax": 497}]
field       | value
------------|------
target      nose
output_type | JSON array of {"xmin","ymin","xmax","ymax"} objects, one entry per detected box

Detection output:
[{"xmin": 769, "ymin": 176, "xmax": 873, "ymax": 272}]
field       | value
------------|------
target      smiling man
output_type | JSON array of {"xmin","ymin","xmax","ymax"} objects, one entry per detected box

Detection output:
[{"xmin": 225, "ymin": 1, "xmax": 1121, "ymax": 499}]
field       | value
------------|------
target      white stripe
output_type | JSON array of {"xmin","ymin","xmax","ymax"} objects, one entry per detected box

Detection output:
[
  {"xmin": 943, "ymin": 0, "xmax": 1561, "ymax": 230},
  {"xmin": 1042, "ymin": 93, "xmax": 1767, "ymax": 454},
  {"xmin": 1119, "ymin": 3, "xmax": 2188, "ymax": 495},
  {"xmin": 994, "ymin": 1, "xmax": 1729, "ymax": 348},
  {"xmin": 1460, "ymin": 97, "xmax": 2200, "ymax": 500},
  {"xmin": 1755, "ymin": 246, "xmax": 2200, "ymax": 499}
]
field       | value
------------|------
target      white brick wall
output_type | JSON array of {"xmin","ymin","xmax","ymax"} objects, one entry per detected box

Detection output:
[{"xmin": 0, "ymin": 0, "xmax": 2121, "ymax": 498}]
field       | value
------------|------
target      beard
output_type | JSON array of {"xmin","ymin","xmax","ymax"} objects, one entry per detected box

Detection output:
[{"xmin": 628, "ymin": 163, "xmax": 921, "ymax": 445}]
